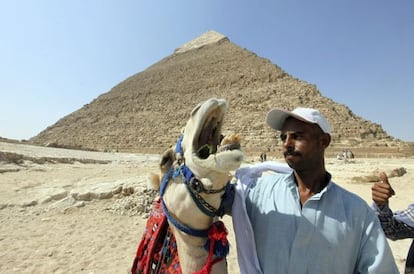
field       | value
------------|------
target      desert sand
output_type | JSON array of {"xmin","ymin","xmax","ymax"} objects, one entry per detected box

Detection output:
[{"xmin": 0, "ymin": 141, "xmax": 412, "ymax": 273}]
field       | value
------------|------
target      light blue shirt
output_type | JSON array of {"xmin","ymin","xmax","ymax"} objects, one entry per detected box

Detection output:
[{"xmin": 245, "ymin": 171, "xmax": 398, "ymax": 274}]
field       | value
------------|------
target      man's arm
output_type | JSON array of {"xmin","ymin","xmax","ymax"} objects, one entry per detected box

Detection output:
[
  {"xmin": 372, "ymin": 202, "xmax": 414, "ymax": 240},
  {"xmin": 371, "ymin": 172, "xmax": 414, "ymax": 240},
  {"xmin": 393, "ymin": 203, "xmax": 414, "ymax": 230}
]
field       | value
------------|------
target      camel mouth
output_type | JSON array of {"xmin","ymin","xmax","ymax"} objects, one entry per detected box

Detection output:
[
  {"xmin": 188, "ymin": 98, "xmax": 242, "ymax": 161},
  {"xmin": 195, "ymin": 107, "xmax": 224, "ymax": 159}
]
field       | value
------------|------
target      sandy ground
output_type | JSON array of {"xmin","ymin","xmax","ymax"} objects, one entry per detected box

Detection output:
[{"xmin": 0, "ymin": 142, "xmax": 413, "ymax": 273}]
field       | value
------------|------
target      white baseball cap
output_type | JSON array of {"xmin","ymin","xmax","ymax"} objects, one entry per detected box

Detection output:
[{"xmin": 266, "ymin": 107, "xmax": 331, "ymax": 134}]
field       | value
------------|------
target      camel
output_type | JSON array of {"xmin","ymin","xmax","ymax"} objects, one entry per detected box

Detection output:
[{"xmin": 132, "ymin": 98, "xmax": 244, "ymax": 274}]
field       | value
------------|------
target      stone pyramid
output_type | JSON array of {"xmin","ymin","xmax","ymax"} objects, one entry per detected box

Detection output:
[{"xmin": 30, "ymin": 30, "xmax": 410, "ymax": 156}]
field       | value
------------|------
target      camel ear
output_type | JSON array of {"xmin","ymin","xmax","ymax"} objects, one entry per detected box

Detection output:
[
  {"xmin": 149, "ymin": 148, "xmax": 175, "ymax": 191},
  {"xmin": 159, "ymin": 147, "xmax": 175, "ymax": 174}
]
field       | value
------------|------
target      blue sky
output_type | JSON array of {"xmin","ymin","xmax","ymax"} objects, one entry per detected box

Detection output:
[{"xmin": 1, "ymin": 1, "xmax": 413, "ymax": 141}]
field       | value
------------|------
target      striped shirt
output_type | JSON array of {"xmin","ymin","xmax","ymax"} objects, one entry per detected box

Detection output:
[
  {"xmin": 373, "ymin": 203, "xmax": 414, "ymax": 273},
  {"xmin": 372, "ymin": 203, "xmax": 414, "ymax": 239}
]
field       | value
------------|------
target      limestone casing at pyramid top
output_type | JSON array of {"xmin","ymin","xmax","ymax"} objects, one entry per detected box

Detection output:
[{"xmin": 174, "ymin": 30, "xmax": 228, "ymax": 54}]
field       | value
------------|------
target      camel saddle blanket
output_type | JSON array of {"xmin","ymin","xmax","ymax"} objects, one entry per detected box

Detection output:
[{"xmin": 131, "ymin": 197, "xmax": 181, "ymax": 274}]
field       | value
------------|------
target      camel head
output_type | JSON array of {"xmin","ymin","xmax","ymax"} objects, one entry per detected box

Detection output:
[
  {"xmin": 152, "ymin": 98, "xmax": 243, "ymax": 274},
  {"xmin": 180, "ymin": 98, "xmax": 243, "ymax": 181},
  {"xmin": 150, "ymin": 98, "xmax": 244, "ymax": 190}
]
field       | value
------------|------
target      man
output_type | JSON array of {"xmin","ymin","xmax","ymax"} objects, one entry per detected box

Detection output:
[
  {"xmin": 232, "ymin": 107, "xmax": 398, "ymax": 274},
  {"xmin": 372, "ymin": 172, "xmax": 414, "ymax": 274}
]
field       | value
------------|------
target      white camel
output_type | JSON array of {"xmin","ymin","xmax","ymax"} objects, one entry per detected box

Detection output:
[{"xmin": 135, "ymin": 98, "xmax": 244, "ymax": 274}]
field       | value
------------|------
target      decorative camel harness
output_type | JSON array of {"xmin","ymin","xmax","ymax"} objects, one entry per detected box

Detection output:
[{"xmin": 131, "ymin": 135, "xmax": 233, "ymax": 274}]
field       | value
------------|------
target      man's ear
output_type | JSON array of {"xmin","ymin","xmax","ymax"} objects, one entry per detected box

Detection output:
[{"xmin": 321, "ymin": 133, "xmax": 331, "ymax": 148}]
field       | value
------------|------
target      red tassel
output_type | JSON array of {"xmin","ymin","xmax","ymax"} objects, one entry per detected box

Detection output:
[
  {"xmin": 193, "ymin": 221, "xmax": 229, "ymax": 274},
  {"xmin": 207, "ymin": 221, "xmax": 229, "ymax": 257}
]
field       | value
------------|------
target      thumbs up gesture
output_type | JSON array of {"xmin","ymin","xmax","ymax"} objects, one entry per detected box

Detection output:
[{"xmin": 371, "ymin": 172, "xmax": 396, "ymax": 206}]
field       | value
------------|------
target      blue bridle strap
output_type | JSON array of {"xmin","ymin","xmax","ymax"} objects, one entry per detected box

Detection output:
[
  {"xmin": 175, "ymin": 134, "xmax": 184, "ymax": 156},
  {"xmin": 174, "ymin": 165, "xmax": 218, "ymax": 218},
  {"xmin": 160, "ymin": 165, "xmax": 209, "ymax": 238}
]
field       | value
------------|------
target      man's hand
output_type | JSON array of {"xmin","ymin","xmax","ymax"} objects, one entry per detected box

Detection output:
[{"xmin": 371, "ymin": 172, "xmax": 395, "ymax": 206}]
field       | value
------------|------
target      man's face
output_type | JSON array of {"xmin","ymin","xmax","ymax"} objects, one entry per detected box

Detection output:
[{"xmin": 280, "ymin": 117, "xmax": 327, "ymax": 171}]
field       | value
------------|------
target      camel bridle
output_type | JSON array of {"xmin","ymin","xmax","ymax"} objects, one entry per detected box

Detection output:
[{"xmin": 159, "ymin": 135, "xmax": 233, "ymax": 238}]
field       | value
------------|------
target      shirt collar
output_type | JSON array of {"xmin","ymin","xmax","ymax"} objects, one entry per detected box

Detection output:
[{"xmin": 287, "ymin": 171, "xmax": 333, "ymax": 201}]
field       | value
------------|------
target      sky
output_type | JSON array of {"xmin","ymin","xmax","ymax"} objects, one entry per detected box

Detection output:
[{"xmin": 1, "ymin": 1, "xmax": 413, "ymax": 142}]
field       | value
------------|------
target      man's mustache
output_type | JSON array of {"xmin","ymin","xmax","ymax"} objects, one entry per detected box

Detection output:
[{"xmin": 284, "ymin": 150, "xmax": 301, "ymax": 158}]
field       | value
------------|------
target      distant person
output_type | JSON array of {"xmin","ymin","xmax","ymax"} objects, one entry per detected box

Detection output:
[
  {"xmin": 259, "ymin": 151, "xmax": 267, "ymax": 162},
  {"xmin": 372, "ymin": 172, "xmax": 414, "ymax": 274},
  {"xmin": 336, "ymin": 148, "xmax": 355, "ymax": 163},
  {"xmin": 231, "ymin": 107, "xmax": 398, "ymax": 273}
]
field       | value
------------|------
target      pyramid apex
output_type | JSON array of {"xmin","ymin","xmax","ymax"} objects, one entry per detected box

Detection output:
[{"xmin": 175, "ymin": 30, "xmax": 228, "ymax": 54}]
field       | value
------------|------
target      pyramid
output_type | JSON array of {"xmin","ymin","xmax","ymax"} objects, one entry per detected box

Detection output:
[{"xmin": 30, "ymin": 31, "xmax": 411, "ymax": 156}]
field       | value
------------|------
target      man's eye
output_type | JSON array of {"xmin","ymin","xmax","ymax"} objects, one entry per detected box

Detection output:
[{"xmin": 280, "ymin": 133, "xmax": 302, "ymax": 141}]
